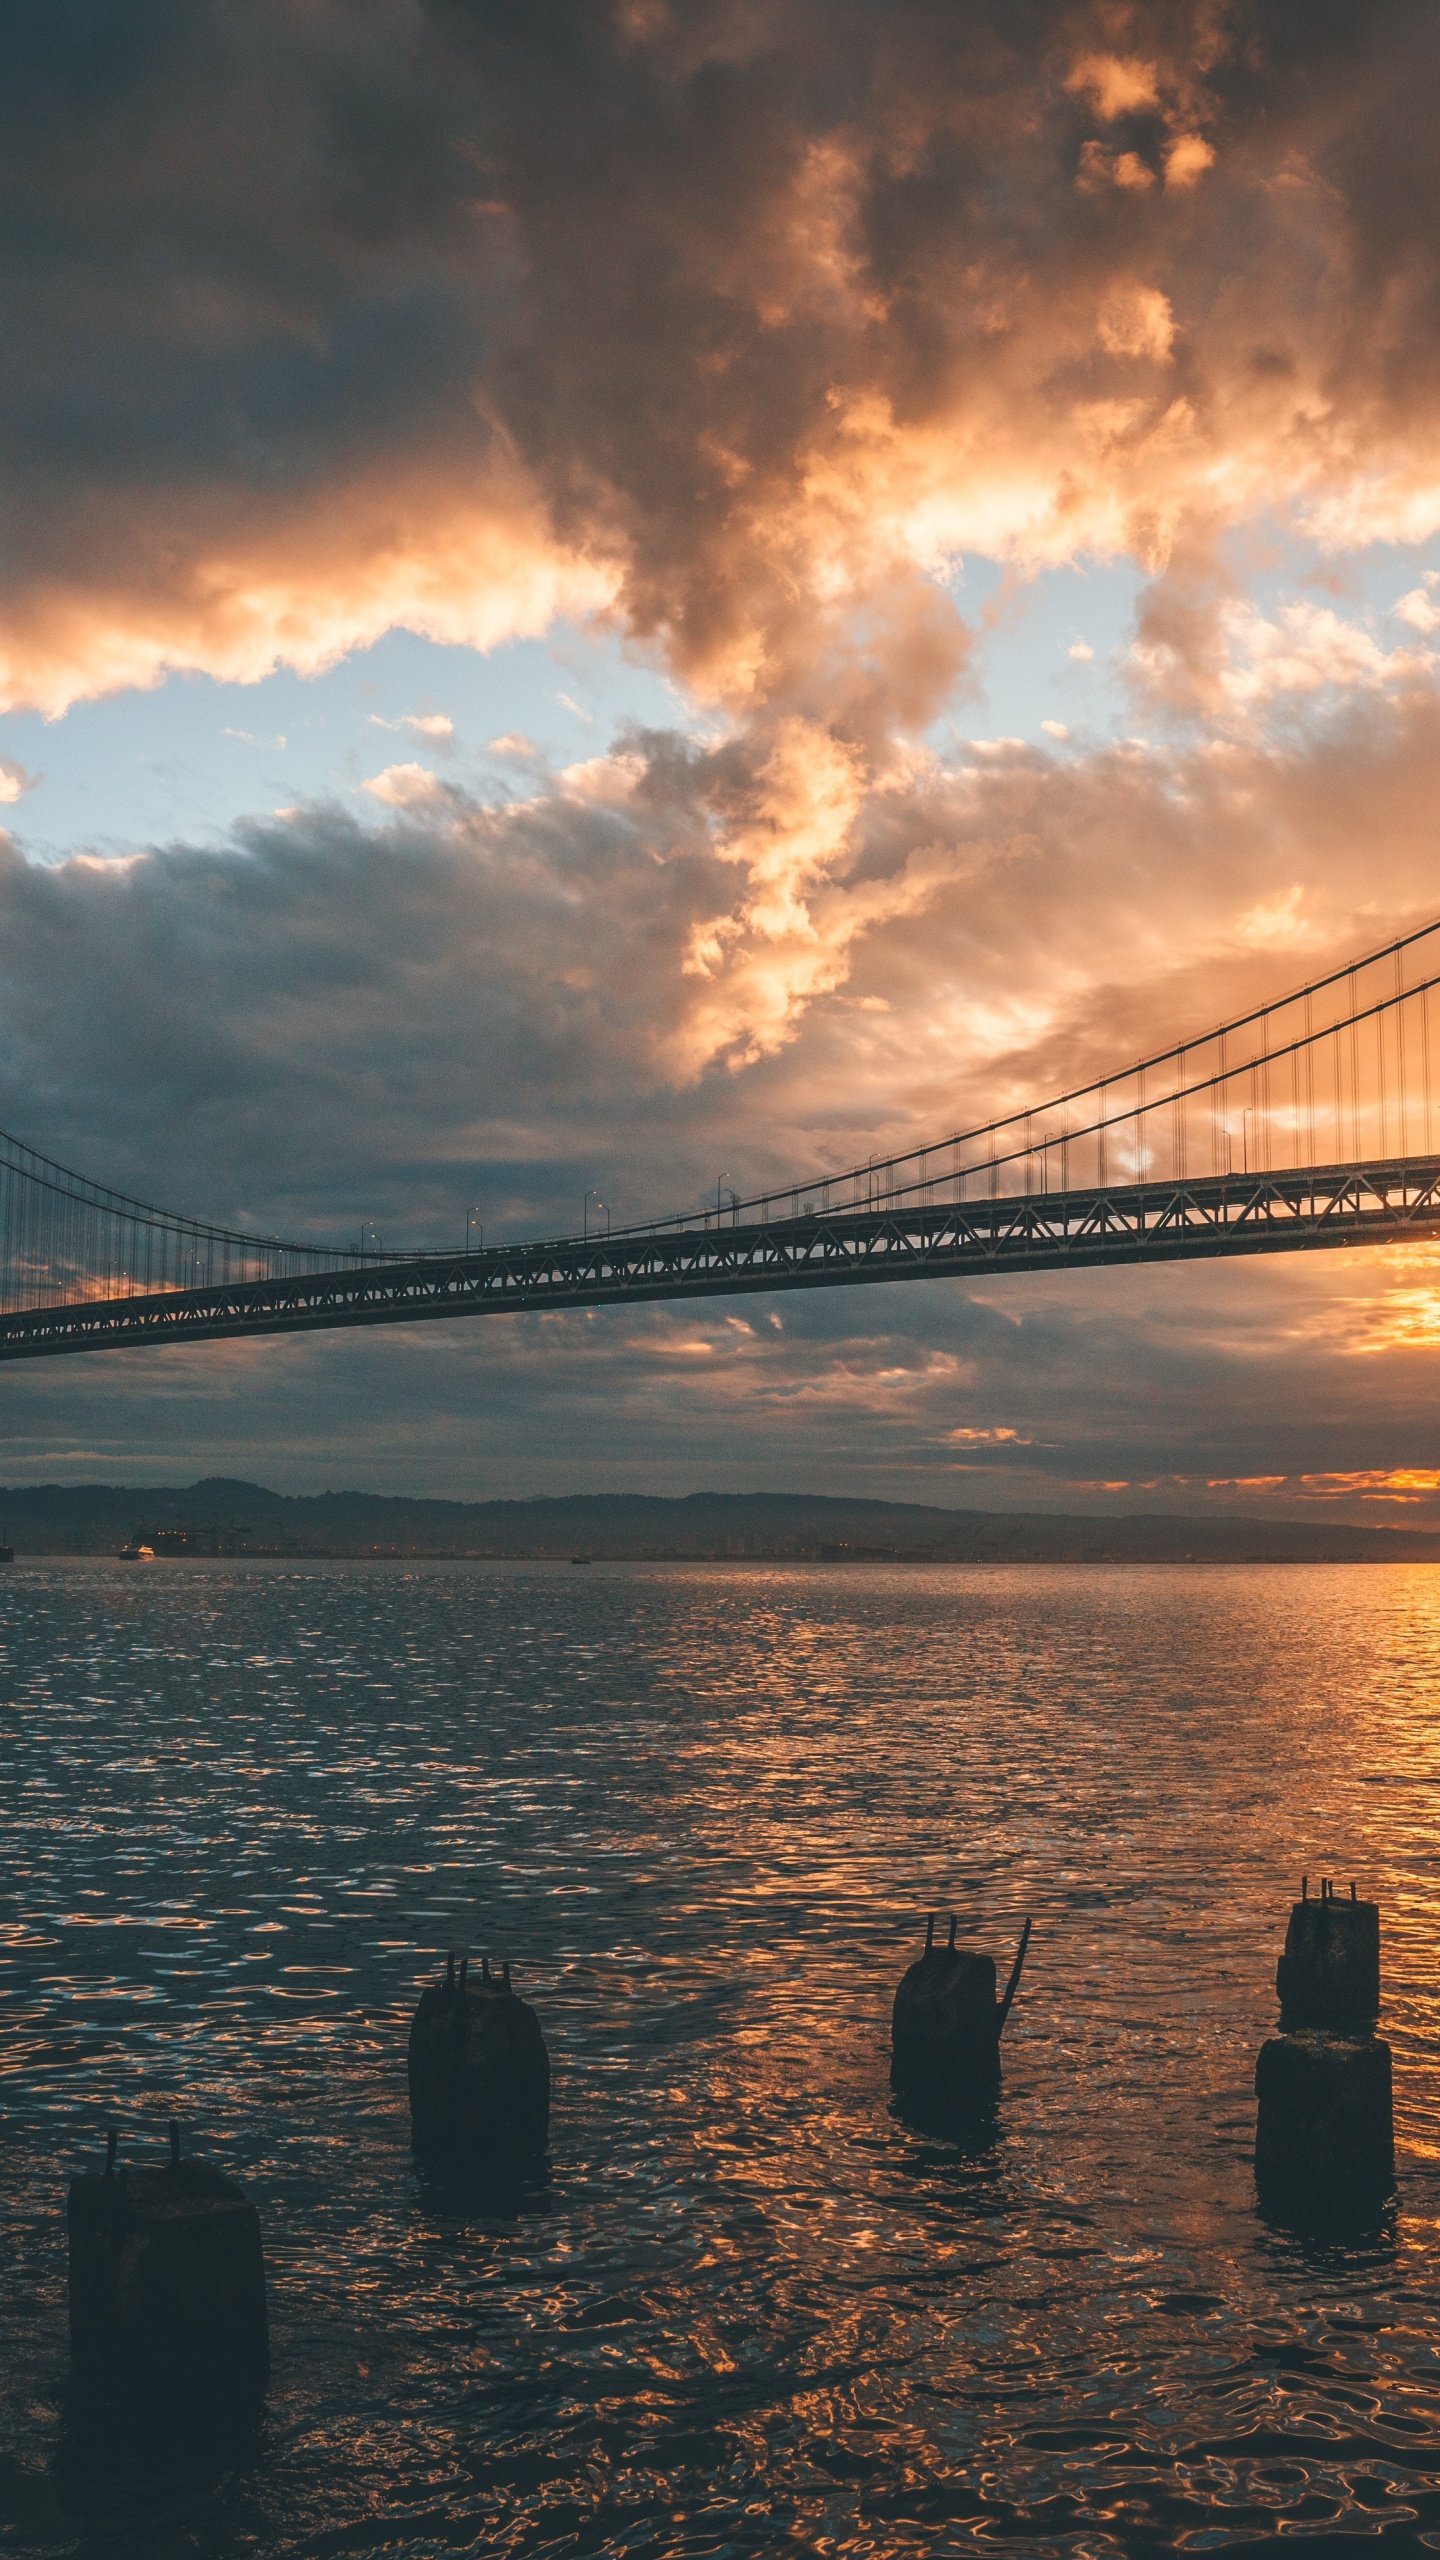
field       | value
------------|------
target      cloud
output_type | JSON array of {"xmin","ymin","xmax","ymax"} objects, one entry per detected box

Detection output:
[
  {"xmin": 1065, "ymin": 53, "xmax": 1161, "ymax": 120},
  {"xmin": 558, "ymin": 751, "xmax": 646, "ymax": 804},
  {"xmin": 1077, "ymin": 142, "xmax": 1157, "ymax": 196},
  {"xmin": 1097, "ymin": 284, "xmax": 1175, "ymax": 364},
  {"xmin": 0, "ymin": 757, "xmax": 37, "ymax": 805},
  {"xmin": 369, "ymin": 712, "xmax": 456, "ymax": 745},
  {"xmin": 677, "ymin": 717, "xmax": 871, "ymax": 1073},
  {"xmin": 1133, "ymin": 593, "xmax": 1438, "ymax": 724},
  {"xmin": 362, "ymin": 762, "xmax": 444, "ymax": 807},
  {"xmin": 1208, "ymin": 1468, "xmax": 1440, "ymax": 1502},
  {"xmin": 0, "ymin": 463, "xmax": 615, "ymax": 720},
  {"xmin": 1233, "ymin": 884, "xmax": 1312, "ymax": 949},
  {"xmin": 8, "ymin": 685, "xmax": 1440, "ymax": 1242},
  {"xmin": 1216, "ymin": 602, "xmax": 1434, "ymax": 714},
  {"xmin": 1394, "ymin": 574, "xmax": 1440, "ymax": 633},
  {"xmin": 1165, "ymin": 134, "xmax": 1215, "ymax": 188},
  {"xmin": 0, "ymin": 0, "xmax": 1434, "ymax": 763}
]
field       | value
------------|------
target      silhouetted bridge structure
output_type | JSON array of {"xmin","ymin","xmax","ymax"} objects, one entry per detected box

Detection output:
[{"xmin": 4, "ymin": 918, "xmax": 1440, "ymax": 1361}]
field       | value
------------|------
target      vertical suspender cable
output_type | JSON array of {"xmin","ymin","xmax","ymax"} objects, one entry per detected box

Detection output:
[
  {"xmin": 1414, "ymin": 962, "xmax": 1424, "ymax": 1157},
  {"xmin": 1349, "ymin": 970, "xmax": 1361, "ymax": 1163},
  {"xmin": 1373, "ymin": 967, "xmax": 1383, "ymax": 1162},
  {"xmin": 1396, "ymin": 946, "xmax": 1408, "ymax": 1159},
  {"xmin": 1304, "ymin": 988, "xmax": 1315, "ymax": 1170}
]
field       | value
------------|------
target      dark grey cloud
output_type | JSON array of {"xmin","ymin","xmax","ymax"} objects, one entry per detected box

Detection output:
[
  {"xmin": 8, "ymin": 688, "xmax": 1440, "ymax": 1230},
  {"xmin": 2, "ymin": 1234, "xmax": 1436, "ymax": 1520},
  {"xmin": 0, "ymin": 1, "xmax": 1437, "ymax": 716}
]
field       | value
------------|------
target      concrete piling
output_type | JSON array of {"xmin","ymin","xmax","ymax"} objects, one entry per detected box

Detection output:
[
  {"xmin": 408, "ymin": 1953, "xmax": 550, "ymax": 2167},
  {"xmin": 1255, "ymin": 2031, "xmax": 1394, "ymax": 2191},
  {"xmin": 1256, "ymin": 1878, "xmax": 1393, "ymax": 2207},
  {"xmin": 68, "ymin": 2121, "xmax": 269, "ymax": 2427},
  {"xmin": 1275, "ymin": 1879, "xmax": 1380, "ymax": 2027},
  {"xmin": 891, "ymin": 1912, "xmax": 1032, "ymax": 2114}
]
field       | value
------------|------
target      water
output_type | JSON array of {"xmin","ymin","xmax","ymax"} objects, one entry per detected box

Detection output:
[{"xmin": 2, "ymin": 1560, "xmax": 1440, "ymax": 2558}]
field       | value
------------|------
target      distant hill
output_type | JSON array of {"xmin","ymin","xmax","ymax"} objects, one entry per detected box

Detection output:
[{"xmin": 1, "ymin": 1477, "xmax": 1438, "ymax": 1563}]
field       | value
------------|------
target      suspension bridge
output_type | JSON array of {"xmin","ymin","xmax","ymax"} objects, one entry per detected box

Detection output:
[{"xmin": 4, "ymin": 917, "xmax": 1440, "ymax": 1362}]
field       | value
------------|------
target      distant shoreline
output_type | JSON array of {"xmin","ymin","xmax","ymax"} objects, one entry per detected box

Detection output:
[
  {"xmin": 11, "ymin": 1547, "xmax": 1440, "ymax": 1567},
  {"xmin": 2, "ymin": 1476, "xmax": 1438, "ymax": 1567}
]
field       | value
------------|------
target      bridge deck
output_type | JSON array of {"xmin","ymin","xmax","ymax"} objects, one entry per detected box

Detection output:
[{"xmin": 2, "ymin": 1156, "xmax": 1438, "ymax": 1362}]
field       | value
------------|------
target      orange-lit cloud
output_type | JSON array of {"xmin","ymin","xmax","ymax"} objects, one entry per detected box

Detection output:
[
  {"xmin": 677, "ymin": 718, "xmax": 872, "ymax": 1074},
  {"xmin": 2, "ymin": 4, "xmax": 1438, "ymax": 1087},
  {"xmin": 1065, "ymin": 54, "xmax": 1162, "ymax": 122},
  {"xmin": 0, "ymin": 466, "xmax": 615, "ymax": 721},
  {"xmin": 0, "ymin": 0, "xmax": 1434, "ymax": 753},
  {"xmin": 1347, "ymin": 1282, "xmax": 1440, "ymax": 1355},
  {"xmin": 362, "ymin": 763, "xmax": 446, "ymax": 808},
  {"xmin": 1209, "ymin": 1470, "xmax": 1440, "ymax": 1504}
]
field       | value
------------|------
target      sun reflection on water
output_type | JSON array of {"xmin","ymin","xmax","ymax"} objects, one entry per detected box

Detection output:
[{"xmin": 0, "ymin": 1559, "xmax": 1439, "ymax": 2552}]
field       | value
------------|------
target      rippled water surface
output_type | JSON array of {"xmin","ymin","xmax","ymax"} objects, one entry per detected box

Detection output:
[{"xmin": 3, "ymin": 1559, "xmax": 1440, "ymax": 2557}]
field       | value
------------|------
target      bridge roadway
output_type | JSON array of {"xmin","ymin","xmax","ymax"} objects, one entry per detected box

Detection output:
[{"xmin": 3, "ymin": 1154, "xmax": 1439, "ymax": 1362}]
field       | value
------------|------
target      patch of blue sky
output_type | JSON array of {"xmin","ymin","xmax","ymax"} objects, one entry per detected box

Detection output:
[
  {"xmin": 0, "ymin": 624, "xmax": 684, "ymax": 864},
  {"xmin": 933, "ymin": 553, "xmax": 1144, "ymax": 756},
  {"xmin": 938, "ymin": 521, "xmax": 1440, "ymax": 763},
  {"xmin": 8, "ymin": 522, "xmax": 1437, "ymax": 869}
]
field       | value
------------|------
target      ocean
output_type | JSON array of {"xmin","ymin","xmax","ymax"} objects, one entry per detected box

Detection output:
[{"xmin": 1, "ymin": 1558, "xmax": 1438, "ymax": 2556}]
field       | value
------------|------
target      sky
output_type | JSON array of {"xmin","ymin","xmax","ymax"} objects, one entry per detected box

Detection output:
[{"xmin": 5, "ymin": 0, "xmax": 1440, "ymax": 1517}]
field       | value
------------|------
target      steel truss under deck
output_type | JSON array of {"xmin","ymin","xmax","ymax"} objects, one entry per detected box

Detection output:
[{"xmin": 2, "ymin": 1156, "xmax": 1439, "ymax": 1362}]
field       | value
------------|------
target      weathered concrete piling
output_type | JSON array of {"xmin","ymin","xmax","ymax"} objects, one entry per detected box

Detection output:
[
  {"xmin": 891, "ymin": 1912, "xmax": 1032, "ymax": 2111},
  {"xmin": 408, "ymin": 1953, "xmax": 550, "ymax": 2167},
  {"xmin": 1256, "ymin": 1878, "xmax": 1393, "ymax": 2203},
  {"xmin": 1255, "ymin": 2031, "xmax": 1393, "ymax": 2190},
  {"xmin": 68, "ymin": 2121, "xmax": 269, "ymax": 2424},
  {"xmin": 1275, "ymin": 1877, "xmax": 1380, "ymax": 2026}
]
